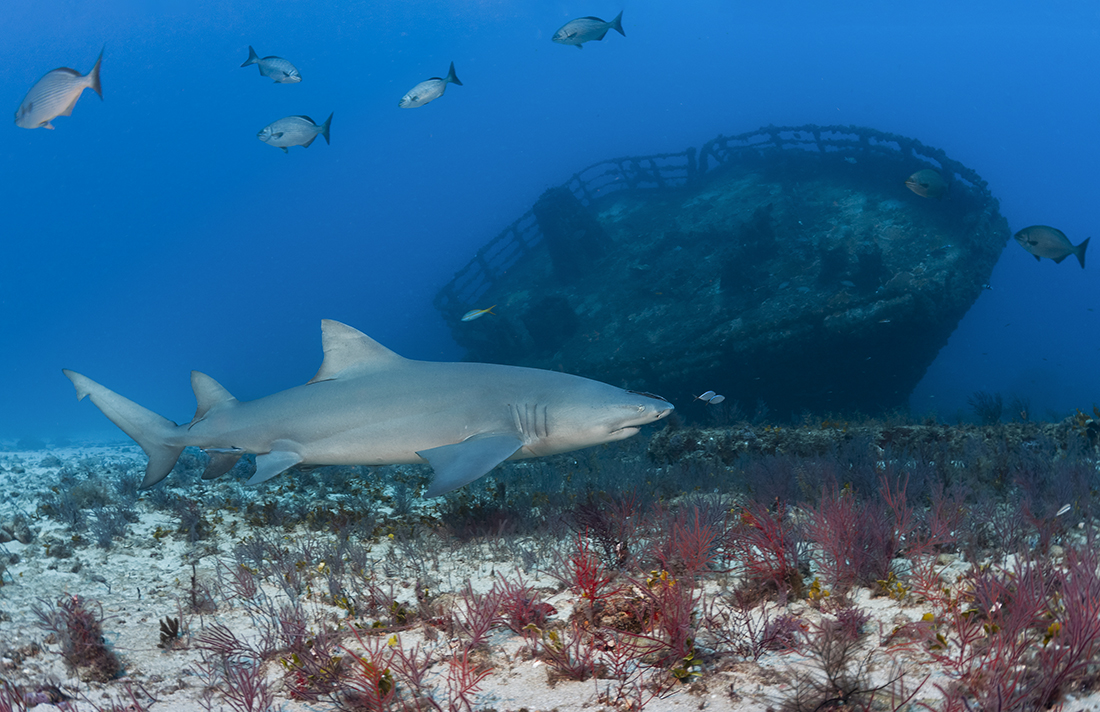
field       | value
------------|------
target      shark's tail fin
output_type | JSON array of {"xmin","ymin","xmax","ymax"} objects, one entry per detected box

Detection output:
[{"xmin": 62, "ymin": 370, "xmax": 184, "ymax": 488}]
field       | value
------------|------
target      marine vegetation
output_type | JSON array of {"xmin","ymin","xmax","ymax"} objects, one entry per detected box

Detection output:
[
  {"xmin": 31, "ymin": 594, "xmax": 122, "ymax": 682},
  {"xmin": 2, "ymin": 412, "xmax": 1099, "ymax": 710}
]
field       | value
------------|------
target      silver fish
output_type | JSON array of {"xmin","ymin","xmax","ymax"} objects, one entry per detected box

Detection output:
[
  {"xmin": 240, "ymin": 46, "xmax": 301, "ymax": 83},
  {"xmin": 399, "ymin": 62, "xmax": 462, "ymax": 108},
  {"xmin": 552, "ymin": 12, "xmax": 625, "ymax": 49},
  {"xmin": 15, "ymin": 50, "xmax": 103, "ymax": 130},
  {"xmin": 257, "ymin": 113, "xmax": 332, "ymax": 153},
  {"xmin": 1014, "ymin": 225, "xmax": 1089, "ymax": 268}
]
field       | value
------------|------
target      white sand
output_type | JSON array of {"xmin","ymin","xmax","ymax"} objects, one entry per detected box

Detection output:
[{"xmin": 2, "ymin": 445, "xmax": 1099, "ymax": 712}]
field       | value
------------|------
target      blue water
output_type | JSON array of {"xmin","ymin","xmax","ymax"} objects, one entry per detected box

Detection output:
[{"xmin": 2, "ymin": 0, "xmax": 1097, "ymax": 440}]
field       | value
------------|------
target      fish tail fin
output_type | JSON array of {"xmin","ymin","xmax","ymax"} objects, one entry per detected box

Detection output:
[
  {"xmin": 241, "ymin": 45, "xmax": 260, "ymax": 67},
  {"xmin": 320, "ymin": 112, "xmax": 333, "ymax": 144},
  {"xmin": 446, "ymin": 62, "xmax": 463, "ymax": 86},
  {"xmin": 1077, "ymin": 236, "xmax": 1090, "ymax": 268},
  {"xmin": 611, "ymin": 10, "xmax": 625, "ymax": 36},
  {"xmin": 88, "ymin": 47, "xmax": 104, "ymax": 99},
  {"xmin": 62, "ymin": 369, "xmax": 184, "ymax": 488}
]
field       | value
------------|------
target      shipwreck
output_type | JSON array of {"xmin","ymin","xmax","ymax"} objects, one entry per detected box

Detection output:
[{"xmin": 434, "ymin": 124, "xmax": 1010, "ymax": 418}]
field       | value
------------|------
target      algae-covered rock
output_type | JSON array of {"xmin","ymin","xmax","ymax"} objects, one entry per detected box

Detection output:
[{"xmin": 437, "ymin": 125, "xmax": 1009, "ymax": 417}]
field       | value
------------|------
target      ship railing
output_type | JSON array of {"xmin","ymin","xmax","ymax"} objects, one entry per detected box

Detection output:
[{"xmin": 433, "ymin": 124, "xmax": 993, "ymax": 316}]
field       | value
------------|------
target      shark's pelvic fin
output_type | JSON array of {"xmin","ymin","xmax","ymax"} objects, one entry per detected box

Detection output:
[
  {"xmin": 190, "ymin": 371, "xmax": 239, "ymax": 426},
  {"xmin": 247, "ymin": 439, "xmax": 304, "ymax": 485},
  {"xmin": 308, "ymin": 319, "xmax": 406, "ymax": 383},
  {"xmin": 201, "ymin": 448, "xmax": 243, "ymax": 479},
  {"xmin": 418, "ymin": 433, "xmax": 524, "ymax": 498},
  {"xmin": 62, "ymin": 369, "xmax": 184, "ymax": 489}
]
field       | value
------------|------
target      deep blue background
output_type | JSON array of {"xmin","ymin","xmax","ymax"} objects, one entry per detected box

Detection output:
[{"xmin": 1, "ymin": 0, "xmax": 1097, "ymax": 440}]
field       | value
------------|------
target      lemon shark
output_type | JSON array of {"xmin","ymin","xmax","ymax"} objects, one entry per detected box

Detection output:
[{"xmin": 63, "ymin": 320, "xmax": 673, "ymax": 496}]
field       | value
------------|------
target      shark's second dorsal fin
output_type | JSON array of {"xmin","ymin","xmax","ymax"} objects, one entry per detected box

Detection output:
[
  {"xmin": 190, "ymin": 371, "xmax": 238, "ymax": 426},
  {"xmin": 308, "ymin": 319, "xmax": 405, "ymax": 383}
]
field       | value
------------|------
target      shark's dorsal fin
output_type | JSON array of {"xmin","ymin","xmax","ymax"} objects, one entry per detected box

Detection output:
[
  {"xmin": 190, "ymin": 371, "xmax": 238, "ymax": 426},
  {"xmin": 309, "ymin": 319, "xmax": 406, "ymax": 383}
]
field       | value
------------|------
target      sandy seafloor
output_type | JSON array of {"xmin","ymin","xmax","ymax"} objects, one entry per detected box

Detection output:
[{"xmin": 3, "ymin": 444, "xmax": 1100, "ymax": 712}]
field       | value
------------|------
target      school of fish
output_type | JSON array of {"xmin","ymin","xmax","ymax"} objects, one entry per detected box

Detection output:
[{"xmin": 14, "ymin": 11, "xmax": 1090, "ymax": 337}]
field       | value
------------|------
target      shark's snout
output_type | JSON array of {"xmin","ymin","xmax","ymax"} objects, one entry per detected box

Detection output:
[
  {"xmin": 609, "ymin": 390, "xmax": 674, "ymax": 435},
  {"xmin": 629, "ymin": 390, "xmax": 674, "ymax": 415}
]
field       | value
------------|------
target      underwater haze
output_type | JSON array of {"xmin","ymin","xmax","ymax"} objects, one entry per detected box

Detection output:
[{"xmin": 1, "ymin": 0, "xmax": 1097, "ymax": 441}]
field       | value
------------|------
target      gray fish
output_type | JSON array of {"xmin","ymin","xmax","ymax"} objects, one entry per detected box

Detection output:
[
  {"xmin": 399, "ymin": 62, "xmax": 462, "ymax": 108},
  {"xmin": 552, "ymin": 11, "xmax": 625, "ymax": 49},
  {"xmin": 1014, "ymin": 225, "xmax": 1089, "ymax": 268},
  {"xmin": 15, "ymin": 50, "xmax": 103, "ymax": 130},
  {"xmin": 240, "ymin": 46, "xmax": 301, "ymax": 83},
  {"xmin": 257, "ymin": 113, "xmax": 332, "ymax": 153},
  {"xmin": 904, "ymin": 168, "xmax": 947, "ymax": 199}
]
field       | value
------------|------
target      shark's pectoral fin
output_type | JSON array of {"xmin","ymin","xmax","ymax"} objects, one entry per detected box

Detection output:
[
  {"xmin": 247, "ymin": 440, "xmax": 303, "ymax": 485},
  {"xmin": 418, "ymin": 434, "xmax": 524, "ymax": 498},
  {"xmin": 202, "ymin": 448, "xmax": 244, "ymax": 480}
]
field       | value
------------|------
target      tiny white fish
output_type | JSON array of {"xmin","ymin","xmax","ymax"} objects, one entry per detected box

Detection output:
[
  {"xmin": 462, "ymin": 305, "xmax": 496, "ymax": 321},
  {"xmin": 553, "ymin": 12, "xmax": 625, "ymax": 49},
  {"xmin": 15, "ymin": 49, "xmax": 103, "ymax": 130},
  {"xmin": 241, "ymin": 46, "xmax": 301, "ymax": 83},
  {"xmin": 708, "ymin": 395, "xmax": 726, "ymax": 405},
  {"xmin": 257, "ymin": 113, "xmax": 332, "ymax": 153},
  {"xmin": 1056, "ymin": 504, "xmax": 1072, "ymax": 517},
  {"xmin": 399, "ymin": 62, "xmax": 462, "ymax": 109},
  {"xmin": 693, "ymin": 390, "xmax": 716, "ymax": 402}
]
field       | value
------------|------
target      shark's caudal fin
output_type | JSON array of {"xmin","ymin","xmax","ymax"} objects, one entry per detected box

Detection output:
[{"xmin": 62, "ymin": 370, "xmax": 184, "ymax": 488}]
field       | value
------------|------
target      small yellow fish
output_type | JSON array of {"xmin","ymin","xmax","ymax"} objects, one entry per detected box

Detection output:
[{"xmin": 461, "ymin": 305, "xmax": 496, "ymax": 322}]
